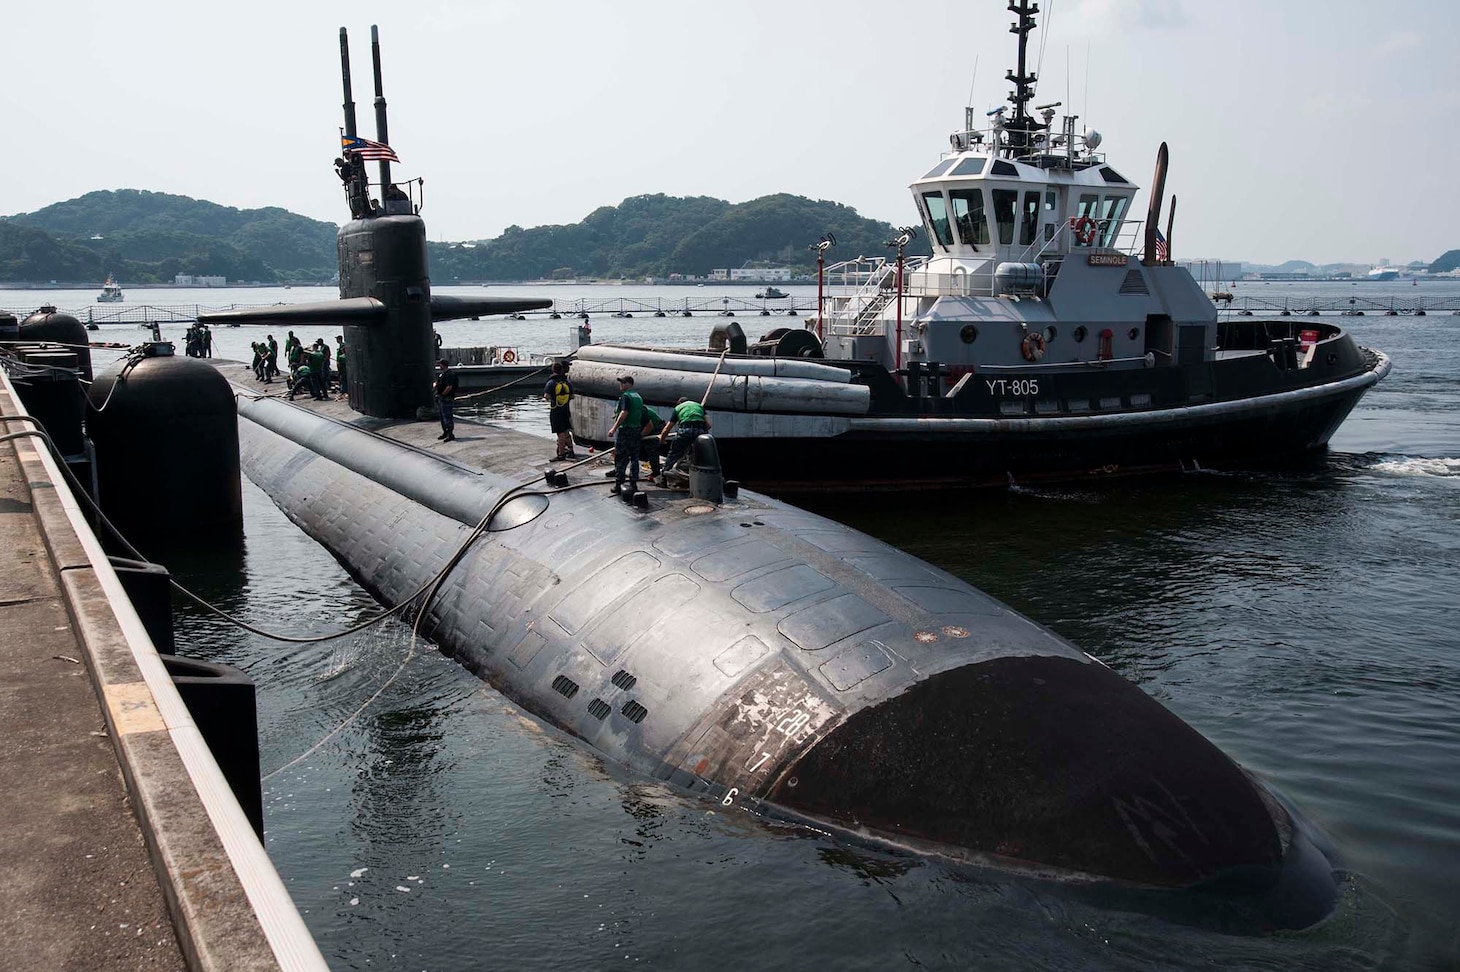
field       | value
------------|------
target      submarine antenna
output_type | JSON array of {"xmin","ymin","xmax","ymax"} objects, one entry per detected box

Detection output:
[
  {"xmin": 370, "ymin": 25, "xmax": 393, "ymax": 194},
  {"xmin": 339, "ymin": 27, "xmax": 358, "ymax": 139}
]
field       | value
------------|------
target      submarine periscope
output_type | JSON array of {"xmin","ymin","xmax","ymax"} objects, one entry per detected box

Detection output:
[{"xmin": 192, "ymin": 25, "xmax": 1342, "ymax": 930}]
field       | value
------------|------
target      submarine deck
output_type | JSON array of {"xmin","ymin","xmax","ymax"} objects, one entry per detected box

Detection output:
[{"xmin": 223, "ymin": 362, "xmax": 681, "ymax": 490}]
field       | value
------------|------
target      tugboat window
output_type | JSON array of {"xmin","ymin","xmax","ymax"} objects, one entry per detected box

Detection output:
[
  {"xmin": 960, "ymin": 324, "xmax": 978, "ymax": 343},
  {"xmin": 1021, "ymin": 191, "xmax": 1041, "ymax": 246},
  {"xmin": 992, "ymin": 189, "xmax": 1018, "ymax": 245},
  {"xmin": 950, "ymin": 189, "xmax": 989, "ymax": 246},
  {"xmin": 1044, "ymin": 326, "xmax": 1057, "ymax": 342},
  {"xmin": 1099, "ymin": 196, "xmax": 1131, "ymax": 247},
  {"xmin": 1078, "ymin": 194, "xmax": 1100, "ymax": 219},
  {"xmin": 921, "ymin": 192, "xmax": 955, "ymax": 248},
  {"xmin": 1128, "ymin": 327, "xmax": 1141, "ymax": 340},
  {"xmin": 1045, "ymin": 191, "xmax": 1057, "ymax": 211},
  {"xmin": 950, "ymin": 157, "xmax": 986, "ymax": 176},
  {"xmin": 1074, "ymin": 325, "xmax": 1087, "ymax": 342},
  {"xmin": 923, "ymin": 159, "xmax": 956, "ymax": 179}
]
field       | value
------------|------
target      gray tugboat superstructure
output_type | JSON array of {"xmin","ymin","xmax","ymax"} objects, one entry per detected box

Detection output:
[
  {"xmin": 568, "ymin": 1, "xmax": 1390, "ymax": 491},
  {"xmin": 197, "ymin": 23, "xmax": 1343, "ymax": 930}
]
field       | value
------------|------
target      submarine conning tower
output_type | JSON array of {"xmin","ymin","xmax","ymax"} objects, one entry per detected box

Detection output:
[
  {"xmin": 196, "ymin": 25, "xmax": 550, "ymax": 418},
  {"xmin": 338, "ymin": 213, "xmax": 434, "ymax": 418},
  {"xmin": 338, "ymin": 25, "xmax": 434, "ymax": 419}
]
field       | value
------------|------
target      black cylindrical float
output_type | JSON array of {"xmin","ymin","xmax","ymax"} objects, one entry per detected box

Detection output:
[
  {"xmin": 87, "ymin": 346, "xmax": 242, "ymax": 543},
  {"xmin": 20, "ymin": 308, "xmax": 92, "ymax": 380},
  {"xmin": 339, "ymin": 215, "xmax": 435, "ymax": 418},
  {"xmin": 162, "ymin": 654, "xmax": 263, "ymax": 838},
  {"xmin": 108, "ymin": 556, "xmax": 176, "ymax": 655},
  {"xmin": 12, "ymin": 348, "xmax": 86, "ymax": 456}
]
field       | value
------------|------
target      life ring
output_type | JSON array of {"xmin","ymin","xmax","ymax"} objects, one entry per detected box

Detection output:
[
  {"xmin": 1070, "ymin": 216, "xmax": 1097, "ymax": 245},
  {"xmin": 501, "ymin": 349, "xmax": 517, "ymax": 364},
  {"xmin": 1021, "ymin": 331, "xmax": 1046, "ymax": 362}
]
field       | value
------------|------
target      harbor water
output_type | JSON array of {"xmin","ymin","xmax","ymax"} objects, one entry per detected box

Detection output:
[{"xmin": 9, "ymin": 282, "xmax": 1458, "ymax": 969}]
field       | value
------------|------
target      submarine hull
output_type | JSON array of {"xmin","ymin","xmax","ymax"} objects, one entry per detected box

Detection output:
[{"xmin": 234, "ymin": 391, "xmax": 1338, "ymax": 919}]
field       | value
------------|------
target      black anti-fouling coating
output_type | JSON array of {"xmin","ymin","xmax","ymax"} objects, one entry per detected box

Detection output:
[{"xmin": 771, "ymin": 655, "xmax": 1284, "ymax": 889}]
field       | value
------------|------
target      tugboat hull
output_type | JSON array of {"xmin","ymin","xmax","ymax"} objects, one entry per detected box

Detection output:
[{"xmin": 570, "ymin": 347, "xmax": 1390, "ymax": 491}]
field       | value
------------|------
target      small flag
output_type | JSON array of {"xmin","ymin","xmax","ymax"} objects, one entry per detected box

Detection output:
[
  {"xmin": 341, "ymin": 134, "xmax": 400, "ymax": 163},
  {"xmin": 1154, "ymin": 228, "xmax": 1169, "ymax": 262}
]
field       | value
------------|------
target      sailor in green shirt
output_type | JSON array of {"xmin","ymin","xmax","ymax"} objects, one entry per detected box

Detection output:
[
  {"xmin": 607, "ymin": 375, "xmax": 651, "ymax": 493},
  {"xmin": 656, "ymin": 397, "xmax": 712, "ymax": 486}
]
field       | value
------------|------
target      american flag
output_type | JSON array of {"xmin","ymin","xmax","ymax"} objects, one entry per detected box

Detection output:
[
  {"xmin": 1154, "ymin": 228, "xmax": 1169, "ymax": 262},
  {"xmin": 341, "ymin": 134, "xmax": 400, "ymax": 163}
]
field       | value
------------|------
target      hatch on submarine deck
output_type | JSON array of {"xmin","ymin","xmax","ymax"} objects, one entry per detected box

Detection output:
[{"xmin": 217, "ymin": 361, "xmax": 1339, "ymax": 922}]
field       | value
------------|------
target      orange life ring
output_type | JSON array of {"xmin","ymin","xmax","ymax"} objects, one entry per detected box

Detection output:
[
  {"xmin": 1070, "ymin": 216, "xmax": 1097, "ymax": 245},
  {"xmin": 501, "ymin": 349, "xmax": 517, "ymax": 363},
  {"xmin": 1021, "ymin": 331, "xmax": 1046, "ymax": 362}
]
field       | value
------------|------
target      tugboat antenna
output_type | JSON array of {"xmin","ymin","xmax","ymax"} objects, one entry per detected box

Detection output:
[{"xmin": 1005, "ymin": 0, "xmax": 1041, "ymax": 155}]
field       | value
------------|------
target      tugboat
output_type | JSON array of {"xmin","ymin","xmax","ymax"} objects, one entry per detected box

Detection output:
[
  {"xmin": 568, "ymin": 2, "xmax": 1390, "ymax": 491},
  {"xmin": 756, "ymin": 286, "xmax": 790, "ymax": 299},
  {"xmin": 96, "ymin": 274, "xmax": 124, "ymax": 303}
]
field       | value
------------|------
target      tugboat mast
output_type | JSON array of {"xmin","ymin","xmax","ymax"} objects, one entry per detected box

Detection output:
[{"xmin": 1003, "ymin": 0, "xmax": 1042, "ymax": 155}]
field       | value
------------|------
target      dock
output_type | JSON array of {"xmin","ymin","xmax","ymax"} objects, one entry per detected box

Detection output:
[{"xmin": 0, "ymin": 372, "xmax": 327, "ymax": 971}]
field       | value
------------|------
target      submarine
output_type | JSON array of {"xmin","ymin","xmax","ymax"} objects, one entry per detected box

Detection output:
[{"xmin": 194, "ymin": 26, "xmax": 1343, "ymax": 929}]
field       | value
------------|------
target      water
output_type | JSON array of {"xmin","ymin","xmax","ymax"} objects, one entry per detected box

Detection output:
[{"xmin": 15, "ymin": 284, "xmax": 1458, "ymax": 968}]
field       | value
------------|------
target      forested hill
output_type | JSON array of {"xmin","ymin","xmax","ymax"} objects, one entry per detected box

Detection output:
[
  {"xmin": 1430, "ymin": 250, "xmax": 1460, "ymax": 274},
  {"xmin": 425, "ymin": 193, "xmax": 922, "ymax": 282},
  {"xmin": 2, "ymin": 190, "xmax": 339, "ymax": 283},
  {"xmin": 0, "ymin": 188, "xmax": 918, "ymax": 284}
]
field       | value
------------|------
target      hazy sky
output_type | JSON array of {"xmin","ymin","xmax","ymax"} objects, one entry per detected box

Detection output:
[{"xmin": 7, "ymin": 0, "xmax": 1457, "ymax": 265}]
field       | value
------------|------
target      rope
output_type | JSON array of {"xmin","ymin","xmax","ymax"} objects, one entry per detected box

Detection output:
[{"xmin": 700, "ymin": 346, "xmax": 732, "ymax": 408}]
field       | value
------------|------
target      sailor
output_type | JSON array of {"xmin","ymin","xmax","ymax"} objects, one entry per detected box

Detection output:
[
  {"xmin": 288, "ymin": 361, "xmax": 314, "ymax": 401},
  {"xmin": 334, "ymin": 335, "xmax": 348, "ymax": 395},
  {"xmin": 314, "ymin": 338, "xmax": 332, "ymax": 393},
  {"xmin": 544, "ymin": 361, "xmax": 576, "ymax": 461},
  {"xmin": 266, "ymin": 334, "xmax": 280, "ymax": 378},
  {"xmin": 607, "ymin": 375, "xmax": 650, "ymax": 494},
  {"xmin": 656, "ymin": 397, "xmax": 711, "ymax": 486},
  {"xmin": 201, "ymin": 323, "xmax": 213, "ymax": 358},
  {"xmin": 286, "ymin": 333, "xmax": 303, "ymax": 371},
  {"xmin": 303, "ymin": 344, "xmax": 328, "ymax": 400},
  {"xmin": 434, "ymin": 358, "xmax": 458, "ymax": 442}
]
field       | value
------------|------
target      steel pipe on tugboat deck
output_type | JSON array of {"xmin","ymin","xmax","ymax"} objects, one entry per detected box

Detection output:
[
  {"xmin": 574, "ymin": 345, "xmax": 852, "ymax": 383},
  {"xmin": 567, "ymin": 359, "xmax": 870, "ymax": 415}
]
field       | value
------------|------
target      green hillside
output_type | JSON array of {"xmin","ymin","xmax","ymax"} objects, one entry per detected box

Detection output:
[
  {"xmin": 2, "ymin": 190, "xmax": 339, "ymax": 284},
  {"xmin": 1429, "ymin": 250, "xmax": 1460, "ymax": 274},
  {"xmin": 1, "ymin": 188, "xmax": 918, "ymax": 285},
  {"xmin": 425, "ymin": 193, "xmax": 917, "ymax": 282}
]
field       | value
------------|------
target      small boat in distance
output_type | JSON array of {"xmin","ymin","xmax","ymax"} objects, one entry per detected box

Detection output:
[
  {"xmin": 97, "ymin": 274, "xmax": 124, "ymax": 302},
  {"xmin": 756, "ymin": 286, "xmax": 790, "ymax": 299}
]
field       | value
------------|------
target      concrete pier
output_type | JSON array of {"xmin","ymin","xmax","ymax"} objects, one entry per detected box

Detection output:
[{"xmin": 0, "ymin": 372, "xmax": 327, "ymax": 971}]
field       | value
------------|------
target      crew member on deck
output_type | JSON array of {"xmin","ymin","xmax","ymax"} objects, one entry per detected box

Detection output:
[
  {"xmin": 544, "ymin": 361, "xmax": 576, "ymax": 461},
  {"xmin": 607, "ymin": 375, "xmax": 650, "ymax": 494},
  {"xmin": 434, "ymin": 358, "xmax": 458, "ymax": 442},
  {"xmin": 657, "ymin": 397, "xmax": 711, "ymax": 487}
]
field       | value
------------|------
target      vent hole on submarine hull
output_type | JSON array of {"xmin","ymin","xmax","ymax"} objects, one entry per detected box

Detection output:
[
  {"xmin": 488, "ymin": 494, "xmax": 551, "ymax": 532},
  {"xmin": 621, "ymin": 700, "xmax": 649, "ymax": 724},
  {"xmin": 587, "ymin": 698, "xmax": 611, "ymax": 720},
  {"xmin": 552, "ymin": 675, "xmax": 580, "ymax": 699},
  {"xmin": 611, "ymin": 670, "xmax": 638, "ymax": 691}
]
